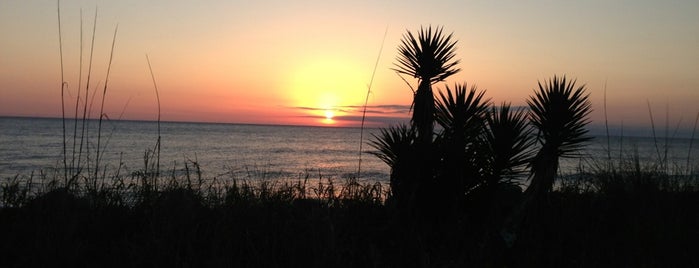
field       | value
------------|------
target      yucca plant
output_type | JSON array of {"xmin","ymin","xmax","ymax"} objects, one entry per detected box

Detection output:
[
  {"xmin": 434, "ymin": 83, "xmax": 489, "ymax": 199},
  {"xmin": 481, "ymin": 103, "xmax": 534, "ymax": 187},
  {"xmin": 368, "ymin": 124, "xmax": 418, "ymax": 205},
  {"xmin": 394, "ymin": 26, "xmax": 460, "ymax": 145},
  {"xmin": 435, "ymin": 83, "xmax": 489, "ymax": 147},
  {"xmin": 464, "ymin": 104, "xmax": 533, "ymax": 225},
  {"xmin": 526, "ymin": 75, "xmax": 592, "ymax": 197},
  {"xmin": 500, "ymin": 76, "xmax": 591, "ymax": 248}
]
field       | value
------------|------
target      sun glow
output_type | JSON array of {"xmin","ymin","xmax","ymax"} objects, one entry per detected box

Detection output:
[
  {"xmin": 288, "ymin": 56, "xmax": 366, "ymax": 125},
  {"xmin": 324, "ymin": 110, "xmax": 334, "ymax": 120},
  {"xmin": 322, "ymin": 110, "xmax": 335, "ymax": 125}
]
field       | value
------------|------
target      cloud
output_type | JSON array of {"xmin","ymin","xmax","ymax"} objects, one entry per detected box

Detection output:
[
  {"xmin": 288, "ymin": 104, "xmax": 412, "ymax": 115},
  {"xmin": 340, "ymin": 104, "xmax": 412, "ymax": 114},
  {"xmin": 293, "ymin": 113, "xmax": 409, "ymax": 127},
  {"xmin": 289, "ymin": 103, "xmax": 532, "ymax": 127},
  {"xmin": 335, "ymin": 115, "xmax": 410, "ymax": 127}
]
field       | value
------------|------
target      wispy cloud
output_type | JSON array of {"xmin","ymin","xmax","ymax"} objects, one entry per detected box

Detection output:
[
  {"xmin": 289, "ymin": 103, "xmax": 531, "ymax": 127},
  {"xmin": 288, "ymin": 104, "xmax": 411, "ymax": 115},
  {"xmin": 294, "ymin": 113, "xmax": 409, "ymax": 127}
]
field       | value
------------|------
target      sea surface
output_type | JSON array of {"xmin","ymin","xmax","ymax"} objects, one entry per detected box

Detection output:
[{"xmin": 1, "ymin": 117, "xmax": 698, "ymax": 183}]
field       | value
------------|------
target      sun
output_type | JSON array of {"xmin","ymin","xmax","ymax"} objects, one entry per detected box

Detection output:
[
  {"xmin": 287, "ymin": 56, "xmax": 366, "ymax": 125},
  {"xmin": 322, "ymin": 109, "xmax": 336, "ymax": 125},
  {"xmin": 324, "ymin": 110, "xmax": 334, "ymax": 120}
]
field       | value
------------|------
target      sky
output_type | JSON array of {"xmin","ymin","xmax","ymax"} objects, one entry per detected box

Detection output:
[{"xmin": 1, "ymin": 0, "xmax": 698, "ymax": 129}]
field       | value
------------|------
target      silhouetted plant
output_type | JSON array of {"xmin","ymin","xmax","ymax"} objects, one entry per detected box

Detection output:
[
  {"xmin": 54, "ymin": 5, "xmax": 121, "ymax": 191},
  {"xmin": 481, "ymin": 103, "xmax": 534, "ymax": 188},
  {"xmin": 383, "ymin": 26, "xmax": 460, "ymax": 213},
  {"xmin": 526, "ymin": 75, "xmax": 592, "ymax": 198},
  {"xmin": 433, "ymin": 83, "xmax": 489, "ymax": 204},
  {"xmin": 435, "ymin": 83, "xmax": 489, "ymax": 149},
  {"xmin": 394, "ymin": 26, "xmax": 460, "ymax": 145},
  {"xmin": 500, "ymin": 76, "xmax": 592, "ymax": 250},
  {"xmin": 368, "ymin": 124, "xmax": 418, "ymax": 207}
]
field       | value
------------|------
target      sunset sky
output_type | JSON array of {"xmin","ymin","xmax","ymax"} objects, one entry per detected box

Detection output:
[{"xmin": 1, "ymin": 0, "xmax": 698, "ymax": 129}]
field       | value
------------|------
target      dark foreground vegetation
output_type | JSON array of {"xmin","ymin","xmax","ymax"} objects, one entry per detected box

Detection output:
[{"xmin": 1, "ymin": 168, "xmax": 698, "ymax": 267}]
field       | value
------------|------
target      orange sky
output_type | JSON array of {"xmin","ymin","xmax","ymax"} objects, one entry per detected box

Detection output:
[{"xmin": 1, "ymin": 1, "xmax": 698, "ymax": 128}]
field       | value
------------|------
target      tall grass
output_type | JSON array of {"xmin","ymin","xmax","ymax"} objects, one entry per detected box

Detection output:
[
  {"xmin": 57, "ymin": 0, "xmax": 67, "ymax": 183},
  {"xmin": 94, "ymin": 24, "xmax": 118, "ymax": 180},
  {"xmin": 356, "ymin": 26, "xmax": 388, "ymax": 179},
  {"xmin": 146, "ymin": 55, "xmax": 162, "ymax": 178},
  {"xmin": 2, "ymin": 154, "xmax": 698, "ymax": 266},
  {"xmin": 75, "ymin": 8, "xmax": 99, "ymax": 184},
  {"xmin": 54, "ymin": 2, "xmax": 123, "ymax": 191},
  {"xmin": 687, "ymin": 112, "xmax": 699, "ymax": 174}
]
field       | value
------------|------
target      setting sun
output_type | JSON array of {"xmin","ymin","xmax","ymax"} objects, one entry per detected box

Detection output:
[
  {"xmin": 324, "ymin": 110, "xmax": 334, "ymax": 120},
  {"xmin": 288, "ymin": 56, "xmax": 367, "ymax": 124}
]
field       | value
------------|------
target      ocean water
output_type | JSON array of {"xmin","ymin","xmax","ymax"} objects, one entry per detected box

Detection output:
[
  {"xmin": 0, "ymin": 117, "xmax": 388, "ymax": 183},
  {"xmin": 1, "ymin": 117, "xmax": 698, "ymax": 183}
]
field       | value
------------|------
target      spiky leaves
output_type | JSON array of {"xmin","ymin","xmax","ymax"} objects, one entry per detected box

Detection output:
[
  {"xmin": 394, "ymin": 26, "xmax": 460, "ymax": 85},
  {"xmin": 435, "ymin": 83, "xmax": 489, "ymax": 183},
  {"xmin": 434, "ymin": 84, "xmax": 489, "ymax": 203},
  {"xmin": 500, "ymin": 77, "xmax": 591, "ymax": 246},
  {"xmin": 368, "ymin": 124, "xmax": 416, "ymax": 168},
  {"xmin": 435, "ymin": 83, "xmax": 489, "ymax": 142},
  {"xmin": 528, "ymin": 76, "xmax": 592, "ymax": 157},
  {"xmin": 394, "ymin": 26, "xmax": 460, "ymax": 144},
  {"xmin": 368, "ymin": 124, "xmax": 418, "ymax": 202},
  {"xmin": 527, "ymin": 75, "xmax": 592, "ymax": 195},
  {"xmin": 482, "ymin": 104, "xmax": 534, "ymax": 186}
]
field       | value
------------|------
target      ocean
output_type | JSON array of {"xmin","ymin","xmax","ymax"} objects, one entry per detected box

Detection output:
[
  {"xmin": 0, "ymin": 117, "xmax": 388, "ymax": 183},
  {"xmin": 1, "ymin": 117, "xmax": 697, "ymax": 183}
]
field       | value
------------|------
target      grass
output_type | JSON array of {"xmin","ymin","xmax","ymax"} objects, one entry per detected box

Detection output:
[
  {"xmin": 0, "ymin": 164, "xmax": 388, "ymax": 267},
  {"xmin": 1, "ymin": 155, "xmax": 698, "ymax": 267}
]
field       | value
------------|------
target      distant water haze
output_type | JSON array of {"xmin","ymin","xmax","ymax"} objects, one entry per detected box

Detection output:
[
  {"xmin": 0, "ymin": 117, "xmax": 389, "ymax": 182},
  {"xmin": 1, "ymin": 117, "xmax": 698, "ymax": 182}
]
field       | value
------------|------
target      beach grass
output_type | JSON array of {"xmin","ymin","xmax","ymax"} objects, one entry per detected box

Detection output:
[{"xmin": 1, "ymin": 158, "xmax": 698, "ymax": 267}]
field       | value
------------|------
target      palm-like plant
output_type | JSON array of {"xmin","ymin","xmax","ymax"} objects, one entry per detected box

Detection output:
[
  {"xmin": 435, "ymin": 83, "xmax": 489, "ymax": 144},
  {"xmin": 526, "ymin": 75, "xmax": 592, "ymax": 197},
  {"xmin": 369, "ymin": 124, "xmax": 416, "ymax": 168},
  {"xmin": 500, "ymin": 76, "xmax": 591, "ymax": 247},
  {"xmin": 394, "ymin": 26, "xmax": 460, "ymax": 144},
  {"xmin": 368, "ymin": 124, "xmax": 418, "ymax": 204},
  {"xmin": 429, "ymin": 84, "xmax": 490, "ymax": 211},
  {"xmin": 482, "ymin": 104, "xmax": 534, "ymax": 187},
  {"xmin": 434, "ymin": 83, "xmax": 489, "ymax": 195}
]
